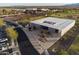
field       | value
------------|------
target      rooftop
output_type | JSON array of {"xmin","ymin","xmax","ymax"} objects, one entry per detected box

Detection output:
[
  {"xmin": 25, "ymin": 28, "xmax": 60, "ymax": 54},
  {"xmin": 31, "ymin": 17, "xmax": 75, "ymax": 30}
]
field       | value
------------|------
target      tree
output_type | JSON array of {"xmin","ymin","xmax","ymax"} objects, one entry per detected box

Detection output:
[
  {"xmin": 2, "ymin": 9, "xmax": 6, "ymax": 15},
  {"xmin": 47, "ymin": 11, "xmax": 52, "ymax": 17},
  {"xmin": 0, "ymin": 18, "xmax": 5, "ymax": 27},
  {"xmin": 5, "ymin": 27, "xmax": 18, "ymax": 40},
  {"xmin": 5, "ymin": 27, "xmax": 18, "ymax": 47},
  {"xmin": 18, "ymin": 19, "xmax": 30, "ymax": 27}
]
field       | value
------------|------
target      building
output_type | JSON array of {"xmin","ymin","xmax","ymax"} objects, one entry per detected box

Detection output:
[
  {"xmin": 30, "ymin": 17, "xmax": 75, "ymax": 37},
  {"xmin": 25, "ymin": 17, "xmax": 75, "ymax": 54}
]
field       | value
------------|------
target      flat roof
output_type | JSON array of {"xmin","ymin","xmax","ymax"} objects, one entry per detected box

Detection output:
[{"xmin": 31, "ymin": 17, "xmax": 75, "ymax": 30}]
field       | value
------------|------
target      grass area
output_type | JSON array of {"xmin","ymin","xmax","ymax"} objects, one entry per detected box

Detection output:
[
  {"xmin": 69, "ymin": 35, "xmax": 79, "ymax": 51},
  {"xmin": 18, "ymin": 16, "xmax": 46, "ymax": 26}
]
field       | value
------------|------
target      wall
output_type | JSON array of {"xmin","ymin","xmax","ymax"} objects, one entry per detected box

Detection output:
[{"xmin": 61, "ymin": 21, "xmax": 75, "ymax": 36}]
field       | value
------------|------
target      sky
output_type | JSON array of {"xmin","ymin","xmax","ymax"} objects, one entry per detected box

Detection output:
[
  {"xmin": 0, "ymin": 0, "xmax": 78, "ymax": 6},
  {"xmin": 0, "ymin": 3, "xmax": 72, "ymax": 6}
]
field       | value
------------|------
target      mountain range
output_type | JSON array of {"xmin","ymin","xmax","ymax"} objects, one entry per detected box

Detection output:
[{"xmin": 65, "ymin": 3, "xmax": 79, "ymax": 6}]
